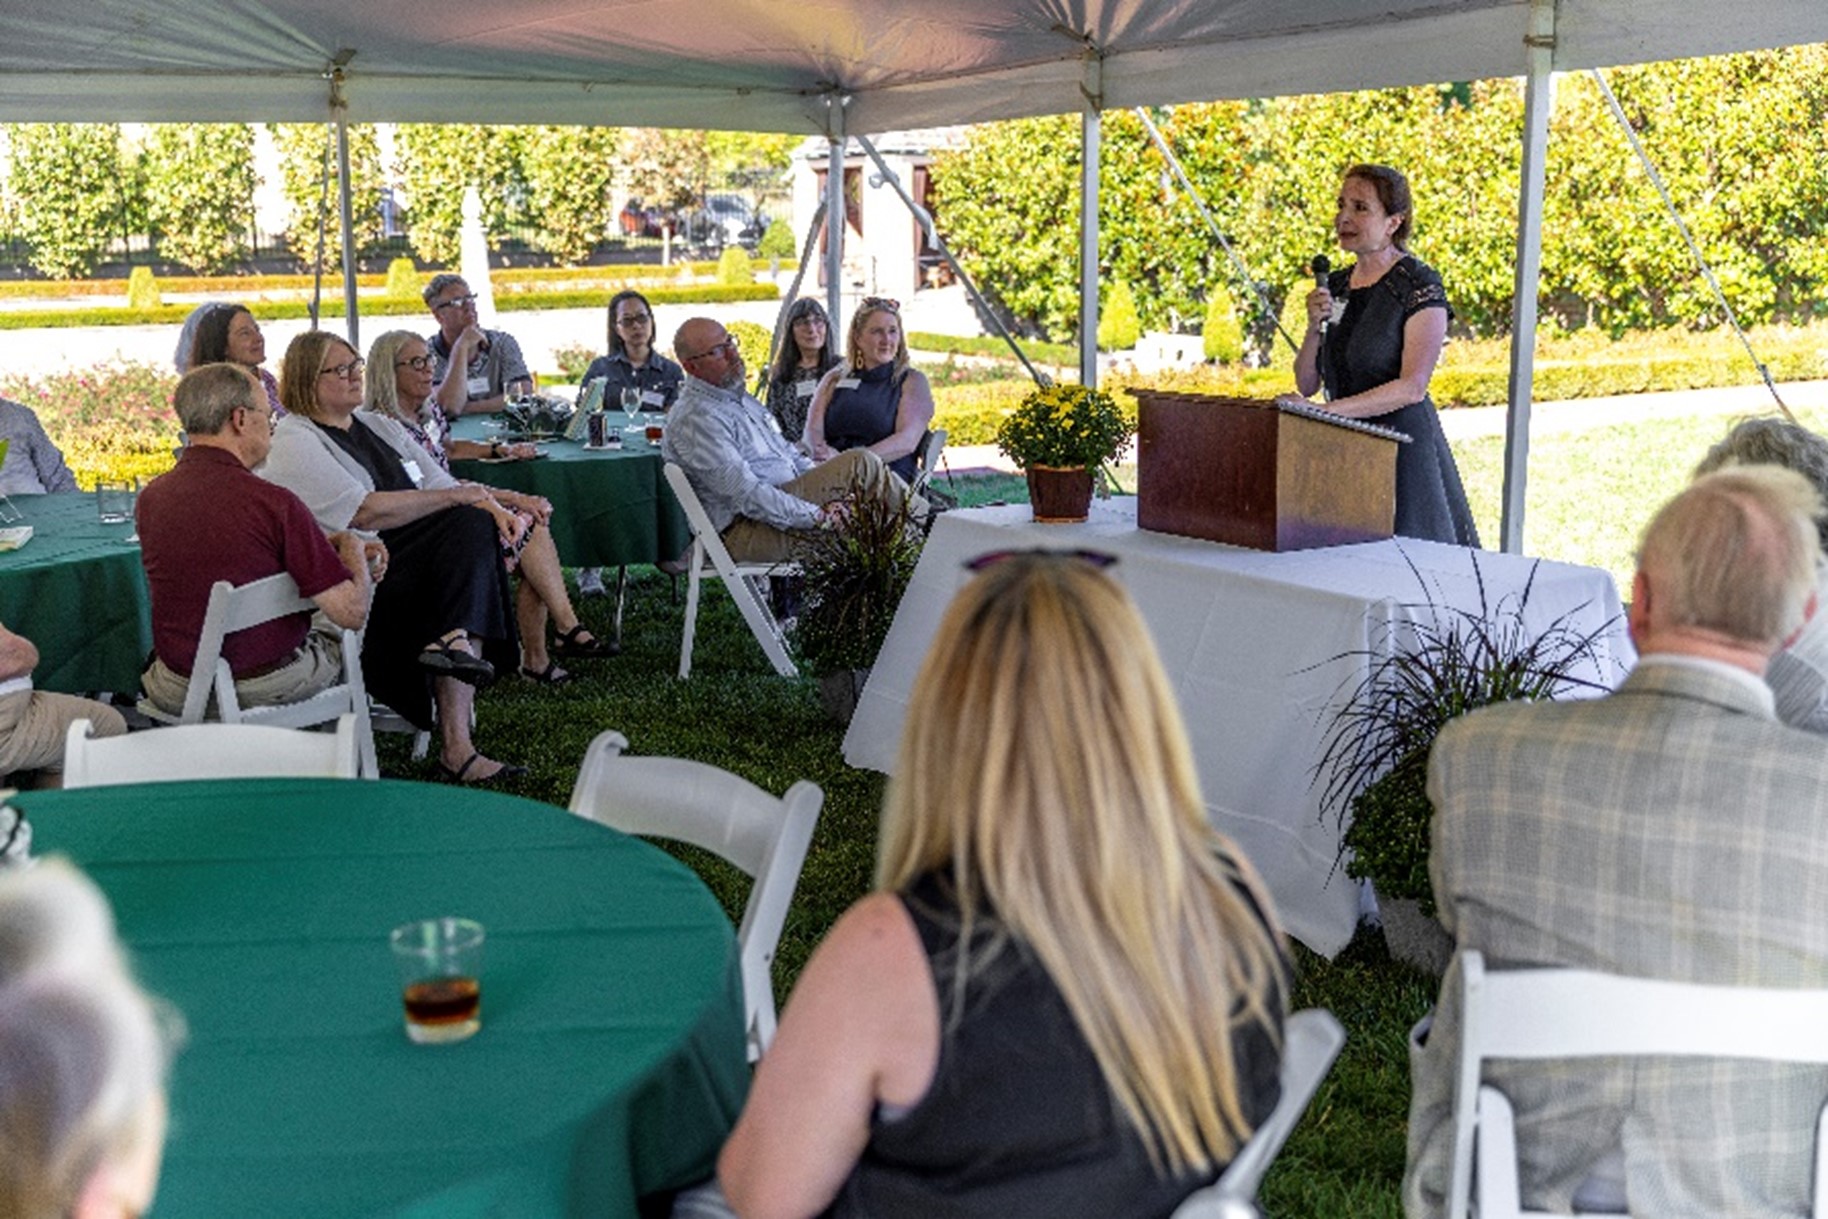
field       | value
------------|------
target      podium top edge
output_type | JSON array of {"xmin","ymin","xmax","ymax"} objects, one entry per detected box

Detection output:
[{"xmin": 1130, "ymin": 389, "xmax": 1411, "ymax": 444}]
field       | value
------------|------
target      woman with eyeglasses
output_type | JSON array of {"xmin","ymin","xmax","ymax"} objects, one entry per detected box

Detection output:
[
  {"xmin": 708, "ymin": 550, "xmax": 1289, "ymax": 1219},
  {"xmin": 761, "ymin": 297, "xmax": 840, "ymax": 445},
  {"xmin": 188, "ymin": 303, "xmax": 285, "ymax": 417},
  {"xmin": 365, "ymin": 329, "xmax": 613, "ymax": 683},
  {"xmin": 580, "ymin": 289, "xmax": 684, "ymax": 415},
  {"xmin": 805, "ymin": 297, "xmax": 934, "ymax": 484},
  {"xmin": 263, "ymin": 331, "xmax": 525, "ymax": 785}
]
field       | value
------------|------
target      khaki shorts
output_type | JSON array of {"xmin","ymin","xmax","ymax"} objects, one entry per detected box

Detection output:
[{"xmin": 0, "ymin": 689, "xmax": 126, "ymax": 777}]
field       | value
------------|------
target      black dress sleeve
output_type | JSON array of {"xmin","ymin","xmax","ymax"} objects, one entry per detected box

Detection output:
[{"xmin": 1392, "ymin": 258, "xmax": 1452, "ymax": 323}]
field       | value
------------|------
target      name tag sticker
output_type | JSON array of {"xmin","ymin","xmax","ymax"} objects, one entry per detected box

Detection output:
[
  {"xmin": 835, "ymin": 378, "xmax": 861, "ymax": 390},
  {"xmin": 466, "ymin": 375, "xmax": 491, "ymax": 399},
  {"xmin": 640, "ymin": 389, "xmax": 666, "ymax": 407},
  {"xmin": 794, "ymin": 378, "xmax": 818, "ymax": 401},
  {"xmin": 1329, "ymin": 299, "xmax": 1348, "ymax": 326},
  {"xmin": 401, "ymin": 458, "xmax": 425, "ymax": 487}
]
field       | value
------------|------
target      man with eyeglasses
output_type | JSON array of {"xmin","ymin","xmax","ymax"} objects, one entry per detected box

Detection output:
[
  {"xmin": 0, "ymin": 395, "xmax": 77, "ymax": 497},
  {"xmin": 137, "ymin": 363, "xmax": 383, "ymax": 719},
  {"xmin": 423, "ymin": 273, "xmax": 532, "ymax": 417},
  {"xmin": 664, "ymin": 317, "xmax": 925, "ymax": 564}
]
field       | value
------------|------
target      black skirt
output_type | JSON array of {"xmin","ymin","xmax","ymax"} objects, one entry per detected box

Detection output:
[{"xmin": 364, "ymin": 504, "xmax": 515, "ymax": 729}]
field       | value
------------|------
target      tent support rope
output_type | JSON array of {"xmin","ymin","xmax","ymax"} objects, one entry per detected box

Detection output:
[{"xmin": 1592, "ymin": 68, "xmax": 1793, "ymax": 421}]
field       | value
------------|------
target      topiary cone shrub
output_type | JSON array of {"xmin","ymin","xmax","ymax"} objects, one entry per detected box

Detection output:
[{"xmin": 126, "ymin": 267, "xmax": 161, "ymax": 311}]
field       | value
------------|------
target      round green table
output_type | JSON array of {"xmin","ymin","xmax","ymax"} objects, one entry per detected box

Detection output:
[
  {"xmin": 17, "ymin": 778, "xmax": 750, "ymax": 1218},
  {"xmin": 0, "ymin": 491, "xmax": 150, "ymax": 693},
  {"xmin": 448, "ymin": 414, "xmax": 690, "ymax": 568}
]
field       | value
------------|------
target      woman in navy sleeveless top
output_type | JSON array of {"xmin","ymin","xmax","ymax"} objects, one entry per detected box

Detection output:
[
  {"xmin": 714, "ymin": 551, "xmax": 1290, "ymax": 1219},
  {"xmin": 806, "ymin": 297, "xmax": 934, "ymax": 484}
]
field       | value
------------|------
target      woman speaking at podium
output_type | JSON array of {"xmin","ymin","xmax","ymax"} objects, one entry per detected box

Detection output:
[{"xmin": 1279, "ymin": 164, "xmax": 1480, "ymax": 548}]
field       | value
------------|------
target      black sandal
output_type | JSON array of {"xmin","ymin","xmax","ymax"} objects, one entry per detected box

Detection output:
[
  {"xmin": 437, "ymin": 752, "xmax": 528, "ymax": 786},
  {"xmin": 419, "ymin": 637, "xmax": 496, "ymax": 687},
  {"xmin": 519, "ymin": 659, "xmax": 571, "ymax": 685},
  {"xmin": 552, "ymin": 623, "xmax": 618, "ymax": 658}
]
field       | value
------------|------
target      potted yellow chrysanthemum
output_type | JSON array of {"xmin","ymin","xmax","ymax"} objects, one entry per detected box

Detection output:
[{"xmin": 994, "ymin": 384, "xmax": 1133, "ymax": 523}]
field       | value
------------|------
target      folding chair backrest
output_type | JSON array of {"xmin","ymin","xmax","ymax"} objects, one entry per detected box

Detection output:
[
  {"xmin": 1171, "ymin": 1008, "xmax": 1346, "ymax": 1219},
  {"xmin": 567, "ymin": 729, "xmax": 822, "ymax": 1057},
  {"xmin": 62, "ymin": 714, "xmax": 361, "ymax": 787},
  {"xmin": 661, "ymin": 462, "xmax": 797, "ymax": 679},
  {"xmin": 910, "ymin": 427, "xmax": 947, "ymax": 497},
  {"xmin": 157, "ymin": 573, "xmax": 377, "ymax": 777},
  {"xmin": 1447, "ymin": 950, "xmax": 1828, "ymax": 1219}
]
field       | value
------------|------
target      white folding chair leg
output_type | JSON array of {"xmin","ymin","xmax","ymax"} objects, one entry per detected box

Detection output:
[{"xmin": 680, "ymin": 540, "xmax": 705, "ymax": 679}]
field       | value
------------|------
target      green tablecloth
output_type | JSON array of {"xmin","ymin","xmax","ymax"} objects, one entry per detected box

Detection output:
[
  {"xmin": 0, "ymin": 491, "xmax": 150, "ymax": 693},
  {"xmin": 448, "ymin": 414, "xmax": 690, "ymax": 567},
  {"xmin": 18, "ymin": 778, "xmax": 750, "ymax": 1218}
]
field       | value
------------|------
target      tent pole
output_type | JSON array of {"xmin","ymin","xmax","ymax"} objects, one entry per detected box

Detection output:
[
  {"xmin": 1499, "ymin": 0, "xmax": 1557, "ymax": 555},
  {"xmin": 1079, "ymin": 52, "xmax": 1103, "ymax": 388},
  {"xmin": 336, "ymin": 117, "xmax": 359, "ymax": 350},
  {"xmin": 824, "ymin": 94, "xmax": 847, "ymax": 329}
]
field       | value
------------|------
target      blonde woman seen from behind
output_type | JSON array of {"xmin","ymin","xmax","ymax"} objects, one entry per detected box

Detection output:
[
  {"xmin": 0, "ymin": 858, "xmax": 174, "ymax": 1219},
  {"xmin": 715, "ymin": 550, "xmax": 1289, "ymax": 1219}
]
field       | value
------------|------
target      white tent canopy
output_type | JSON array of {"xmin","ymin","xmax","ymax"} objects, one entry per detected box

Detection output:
[{"xmin": 2, "ymin": 0, "xmax": 1817, "ymax": 132}]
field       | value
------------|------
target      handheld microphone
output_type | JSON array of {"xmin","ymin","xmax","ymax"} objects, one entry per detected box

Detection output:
[{"xmin": 1311, "ymin": 254, "xmax": 1333, "ymax": 402}]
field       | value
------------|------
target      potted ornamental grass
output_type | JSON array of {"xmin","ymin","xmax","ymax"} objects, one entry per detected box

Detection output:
[
  {"xmin": 791, "ymin": 474, "xmax": 924, "ymax": 724},
  {"xmin": 1313, "ymin": 554, "xmax": 1619, "ymax": 973},
  {"xmin": 994, "ymin": 383, "xmax": 1133, "ymax": 523}
]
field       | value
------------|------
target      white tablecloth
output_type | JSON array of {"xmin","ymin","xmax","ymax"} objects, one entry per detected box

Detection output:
[{"xmin": 842, "ymin": 498, "xmax": 1634, "ymax": 957}]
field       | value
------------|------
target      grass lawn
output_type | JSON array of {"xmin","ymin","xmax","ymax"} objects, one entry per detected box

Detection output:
[{"xmin": 394, "ymin": 401, "xmax": 1801, "ymax": 1216}]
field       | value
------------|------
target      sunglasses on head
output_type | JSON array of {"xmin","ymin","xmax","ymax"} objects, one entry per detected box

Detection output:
[
  {"xmin": 963, "ymin": 548, "xmax": 1119, "ymax": 573},
  {"xmin": 861, "ymin": 296, "xmax": 900, "ymax": 314}
]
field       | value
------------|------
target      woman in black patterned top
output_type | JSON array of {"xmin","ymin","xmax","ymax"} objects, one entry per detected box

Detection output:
[{"xmin": 1282, "ymin": 164, "xmax": 1480, "ymax": 547}]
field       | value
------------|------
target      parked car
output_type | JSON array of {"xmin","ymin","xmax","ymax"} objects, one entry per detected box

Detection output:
[{"xmin": 693, "ymin": 194, "xmax": 766, "ymax": 246}]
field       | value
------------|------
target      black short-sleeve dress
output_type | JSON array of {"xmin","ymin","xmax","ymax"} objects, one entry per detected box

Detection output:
[{"xmin": 1321, "ymin": 256, "xmax": 1481, "ymax": 548}]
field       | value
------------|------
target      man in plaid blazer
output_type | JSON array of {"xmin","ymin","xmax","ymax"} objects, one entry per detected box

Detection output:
[{"xmin": 1405, "ymin": 466, "xmax": 1828, "ymax": 1218}]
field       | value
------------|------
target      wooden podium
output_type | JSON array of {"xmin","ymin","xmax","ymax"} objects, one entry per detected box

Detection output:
[{"xmin": 1133, "ymin": 390, "xmax": 1408, "ymax": 552}]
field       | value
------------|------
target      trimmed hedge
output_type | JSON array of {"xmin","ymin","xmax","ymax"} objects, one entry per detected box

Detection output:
[
  {"xmin": 0, "ymin": 258, "xmax": 798, "ymax": 301},
  {"xmin": 907, "ymin": 331, "xmax": 1077, "ymax": 366},
  {"xmin": 0, "ymin": 282, "xmax": 780, "ymax": 330}
]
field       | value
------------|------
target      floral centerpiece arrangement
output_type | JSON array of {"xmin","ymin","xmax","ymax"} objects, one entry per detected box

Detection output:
[{"xmin": 995, "ymin": 383, "xmax": 1134, "ymax": 522}]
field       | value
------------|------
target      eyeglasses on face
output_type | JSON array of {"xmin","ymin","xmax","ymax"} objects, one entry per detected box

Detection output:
[
  {"xmin": 615, "ymin": 311, "xmax": 652, "ymax": 327},
  {"xmin": 963, "ymin": 547, "xmax": 1120, "ymax": 573},
  {"xmin": 319, "ymin": 358, "xmax": 366, "ymax": 380},
  {"xmin": 432, "ymin": 293, "xmax": 478, "ymax": 312},
  {"xmin": 394, "ymin": 355, "xmax": 435, "ymax": 371},
  {"xmin": 791, "ymin": 312, "xmax": 827, "ymax": 328},
  {"xmin": 238, "ymin": 403, "xmax": 278, "ymax": 433},
  {"xmin": 684, "ymin": 336, "xmax": 737, "ymax": 362}
]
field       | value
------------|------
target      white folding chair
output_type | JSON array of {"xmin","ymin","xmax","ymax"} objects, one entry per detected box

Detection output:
[
  {"xmin": 136, "ymin": 572, "xmax": 382, "ymax": 777},
  {"xmin": 1446, "ymin": 950, "xmax": 1828, "ymax": 1219},
  {"xmin": 568, "ymin": 729, "xmax": 822, "ymax": 1060},
  {"xmin": 909, "ymin": 426, "xmax": 948, "ymax": 498},
  {"xmin": 1171, "ymin": 1008, "xmax": 1348, "ymax": 1219},
  {"xmin": 662, "ymin": 462, "xmax": 798, "ymax": 679},
  {"xmin": 63, "ymin": 713, "xmax": 361, "ymax": 787}
]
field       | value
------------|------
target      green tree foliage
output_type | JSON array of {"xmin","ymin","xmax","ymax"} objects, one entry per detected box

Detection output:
[
  {"xmin": 521, "ymin": 126, "xmax": 620, "ymax": 265},
  {"xmin": 392, "ymin": 125, "xmax": 527, "ymax": 266},
  {"xmin": 1097, "ymin": 280, "xmax": 1141, "ymax": 351},
  {"xmin": 7, "ymin": 124, "xmax": 129, "ymax": 279},
  {"xmin": 143, "ymin": 124, "xmax": 255, "ymax": 273},
  {"xmin": 1202, "ymin": 281, "xmax": 1243, "ymax": 363},
  {"xmin": 726, "ymin": 320, "xmax": 771, "ymax": 375},
  {"xmin": 620, "ymin": 128, "xmax": 710, "ymax": 241},
  {"xmin": 933, "ymin": 47, "xmax": 1828, "ymax": 342},
  {"xmin": 269, "ymin": 122, "xmax": 386, "ymax": 270}
]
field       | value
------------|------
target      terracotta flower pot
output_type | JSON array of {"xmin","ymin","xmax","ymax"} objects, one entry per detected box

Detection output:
[{"xmin": 1025, "ymin": 465, "xmax": 1094, "ymax": 523}]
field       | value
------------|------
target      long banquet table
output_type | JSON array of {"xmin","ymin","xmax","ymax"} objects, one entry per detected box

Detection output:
[
  {"xmin": 448, "ymin": 414, "xmax": 689, "ymax": 567},
  {"xmin": 18, "ymin": 777, "xmax": 749, "ymax": 1218},
  {"xmin": 842, "ymin": 498, "xmax": 1634, "ymax": 957},
  {"xmin": 0, "ymin": 491, "xmax": 150, "ymax": 693}
]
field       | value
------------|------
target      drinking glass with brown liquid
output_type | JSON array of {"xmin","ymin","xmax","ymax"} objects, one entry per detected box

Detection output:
[{"xmin": 390, "ymin": 917, "xmax": 484, "ymax": 1044}]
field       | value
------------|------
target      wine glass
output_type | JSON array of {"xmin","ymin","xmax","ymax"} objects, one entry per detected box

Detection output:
[{"xmin": 620, "ymin": 386, "xmax": 643, "ymax": 416}]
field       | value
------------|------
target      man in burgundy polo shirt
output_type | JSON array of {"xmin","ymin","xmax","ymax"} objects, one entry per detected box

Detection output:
[{"xmin": 138, "ymin": 363, "xmax": 381, "ymax": 717}]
